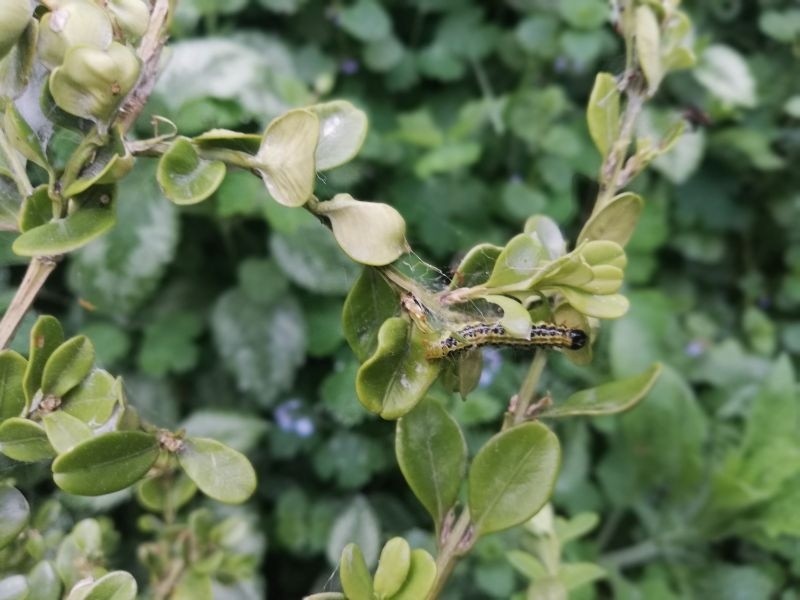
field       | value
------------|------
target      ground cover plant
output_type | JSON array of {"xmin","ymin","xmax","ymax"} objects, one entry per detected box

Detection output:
[{"xmin": 1, "ymin": 0, "xmax": 799, "ymax": 599}]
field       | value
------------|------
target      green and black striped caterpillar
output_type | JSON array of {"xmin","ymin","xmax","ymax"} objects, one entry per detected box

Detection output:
[{"xmin": 425, "ymin": 321, "xmax": 588, "ymax": 359}]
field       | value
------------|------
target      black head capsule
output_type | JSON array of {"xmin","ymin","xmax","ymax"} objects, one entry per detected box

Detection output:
[{"xmin": 569, "ymin": 329, "xmax": 588, "ymax": 350}]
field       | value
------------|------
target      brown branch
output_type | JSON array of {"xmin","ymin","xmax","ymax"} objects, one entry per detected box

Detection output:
[
  {"xmin": 0, "ymin": 257, "xmax": 58, "ymax": 349},
  {"xmin": 117, "ymin": 0, "xmax": 173, "ymax": 133}
]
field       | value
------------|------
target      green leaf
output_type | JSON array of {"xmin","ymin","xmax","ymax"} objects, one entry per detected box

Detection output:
[
  {"xmin": 396, "ymin": 397, "xmax": 466, "ymax": 531},
  {"xmin": 373, "ymin": 537, "xmax": 410, "ymax": 599},
  {"xmin": 0, "ymin": 0, "xmax": 31, "ymax": 60},
  {"xmin": 52, "ymin": 431, "xmax": 159, "ymax": 495},
  {"xmin": 42, "ymin": 411, "xmax": 92, "ymax": 454},
  {"xmin": 485, "ymin": 234, "xmax": 545, "ymax": 289},
  {"xmin": 356, "ymin": 318, "xmax": 440, "ymax": 419},
  {"xmin": 308, "ymin": 101, "xmax": 368, "ymax": 170},
  {"xmin": 270, "ymin": 222, "xmax": 361, "ymax": 295},
  {"xmin": 484, "ymin": 295, "xmax": 532, "ymax": 338},
  {"xmin": 314, "ymin": 193, "xmax": 408, "ymax": 266},
  {"xmin": 26, "ymin": 561, "xmax": 62, "ymax": 600},
  {"xmin": 559, "ymin": 562, "xmax": 606, "ymax": 591},
  {"xmin": 156, "ymin": 138, "xmax": 226, "ymax": 205},
  {"xmin": 339, "ymin": 0, "xmax": 391, "ymax": 42},
  {"xmin": 506, "ymin": 551, "xmax": 547, "ymax": 580},
  {"xmin": 135, "ymin": 470, "xmax": 197, "ymax": 513},
  {"xmin": 579, "ymin": 192, "xmax": 643, "ymax": 247},
  {"xmin": 694, "ymin": 44, "xmax": 756, "ymax": 108},
  {"xmin": 21, "ymin": 317, "xmax": 63, "ymax": 403},
  {"xmin": 0, "ymin": 575, "xmax": 28, "ymax": 600},
  {"xmin": 0, "ymin": 484, "xmax": 28, "ymax": 550},
  {"xmin": 449, "ymin": 243, "xmax": 502, "ymax": 289},
  {"xmin": 342, "ymin": 267, "xmax": 399, "ymax": 362},
  {"xmin": 328, "ymin": 496, "xmax": 380, "ymax": 568},
  {"xmin": 468, "ymin": 422, "xmax": 561, "ymax": 536},
  {"xmin": 0, "ymin": 173, "xmax": 22, "ymax": 231},
  {"xmin": 635, "ymin": 6, "xmax": 662, "ymax": 95},
  {"xmin": 137, "ymin": 313, "xmax": 204, "ymax": 376},
  {"xmin": 13, "ymin": 187, "xmax": 116, "ymax": 257},
  {"xmin": 559, "ymin": 0, "xmax": 608, "ymax": 29},
  {"xmin": 256, "ymin": 109, "xmax": 320, "ymax": 207},
  {"xmin": 68, "ymin": 160, "xmax": 179, "ymax": 316},
  {"xmin": 389, "ymin": 549, "xmax": 437, "ymax": 600},
  {"xmin": 80, "ymin": 571, "xmax": 137, "ymax": 600},
  {"xmin": 539, "ymin": 363, "xmax": 662, "ymax": 418},
  {"xmin": 0, "ymin": 418, "xmax": 55, "ymax": 462},
  {"xmin": 4, "ymin": 104, "xmax": 49, "ymax": 171},
  {"xmin": 211, "ymin": 290, "xmax": 305, "ymax": 406},
  {"xmin": 171, "ymin": 572, "xmax": 212, "ymax": 600},
  {"xmin": 586, "ymin": 72, "xmax": 620, "ymax": 158},
  {"xmin": 49, "ymin": 43, "xmax": 140, "ymax": 123},
  {"xmin": 339, "ymin": 543, "xmax": 374, "ymax": 600},
  {"xmin": 0, "ymin": 350, "xmax": 26, "ymax": 421},
  {"xmin": 19, "ymin": 185, "xmax": 52, "ymax": 233},
  {"xmin": 556, "ymin": 289, "xmax": 629, "ymax": 319},
  {"xmin": 41, "ymin": 336, "xmax": 95, "ymax": 398},
  {"xmin": 177, "ymin": 437, "xmax": 256, "ymax": 504},
  {"xmin": 61, "ymin": 369, "xmax": 118, "ymax": 426}
]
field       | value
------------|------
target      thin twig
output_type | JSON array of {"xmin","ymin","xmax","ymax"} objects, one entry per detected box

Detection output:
[
  {"xmin": 0, "ymin": 257, "xmax": 58, "ymax": 349},
  {"xmin": 117, "ymin": 0, "xmax": 173, "ymax": 133}
]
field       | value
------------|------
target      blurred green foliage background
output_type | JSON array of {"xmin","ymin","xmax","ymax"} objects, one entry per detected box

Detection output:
[{"xmin": 3, "ymin": 0, "xmax": 800, "ymax": 597}]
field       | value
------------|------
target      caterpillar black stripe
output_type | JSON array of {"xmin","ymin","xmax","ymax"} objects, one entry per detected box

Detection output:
[{"xmin": 425, "ymin": 321, "xmax": 588, "ymax": 359}]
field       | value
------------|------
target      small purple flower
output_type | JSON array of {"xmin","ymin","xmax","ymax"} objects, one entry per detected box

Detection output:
[
  {"xmin": 274, "ymin": 399, "xmax": 315, "ymax": 437},
  {"xmin": 684, "ymin": 339, "xmax": 706, "ymax": 358},
  {"xmin": 480, "ymin": 348, "xmax": 503, "ymax": 387},
  {"xmin": 340, "ymin": 58, "xmax": 360, "ymax": 75}
]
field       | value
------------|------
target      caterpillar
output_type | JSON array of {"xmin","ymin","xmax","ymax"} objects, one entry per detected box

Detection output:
[{"xmin": 425, "ymin": 321, "xmax": 588, "ymax": 359}]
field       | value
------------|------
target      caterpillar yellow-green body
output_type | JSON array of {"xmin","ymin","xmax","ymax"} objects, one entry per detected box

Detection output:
[{"xmin": 425, "ymin": 321, "xmax": 588, "ymax": 359}]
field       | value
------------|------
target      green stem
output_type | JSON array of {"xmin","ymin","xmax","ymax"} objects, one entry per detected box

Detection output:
[
  {"xmin": 427, "ymin": 509, "xmax": 473, "ymax": 600},
  {"xmin": 509, "ymin": 350, "xmax": 547, "ymax": 428},
  {"xmin": 0, "ymin": 127, "xmax": 33, "ymax": 197}
]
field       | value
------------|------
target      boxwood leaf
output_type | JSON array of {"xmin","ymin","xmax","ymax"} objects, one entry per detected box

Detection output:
[
  {"xmin": 26, "ymin": 560, "xmax": 61, "ymax": 600},
  {"xmin": 390, "ymin": 549, "xmax": 437, "ymax": 600},
  {"xmin": 485, "ymin": 233, "xmax": 545, "ymax": 289},
  {"xmin": 396, "ymin": 398, "xmax": 466, "ymax": 530},
  {"xmin": 13, "ymin": 189, "xmax": 116, "ymax": 257},
  {"xmin": 578, "ymin": 192, "xmax": 643, "ymax": 247},
  {"xmin": 0, "ymin": 575, "xmax": 28, "ymax": 599},
  {"xmin": 586, "ymin": 72, "xmax": 620, "ymax": 159},
  {"xmin": 42, "ymin": 411, "xmax": 93, "ymax": 454},
  {"xmin": 327, "ymin": 496, "xmax": 380, "ymax": 568},
  {"xmin": 211, "ymin": 290, "xmax": 306, "ymax": 406},
  {"xmin": 52, "ymin": 431, "xmax": 159, "ymax": 496},
  {"xmin": 0, "ymin": 418, "xmax": 56, "ymax": 462},
  {"xmin": 19, "ymin": 185, "xmax": 52, "ymax": 233},
  {"xmin": 635, "ymin": 6, "xmax": 663, "ymax": 95},
  {"xmin": 256, "ymin": 109, "xmax": 319, "ymax": 207},
  {"xmin": 80, "ymin": 571, "xmax": 137, "ymax": 600},
  {"xmin": 342, "ymin": 267, "xmax": 399, "ymax": 362},
  {"xmin": 135, "ymin": 470, "xmax": 197, "ymax": 513},
  {"xmin": 339, "ymin": 543, "xmax": 374, "ymax": 600},
  {"xmin": 270, "ymin": 221, "xmax": 361, "ymax": 295},
  {"xmin": 177, "ymin": 437, "xmax": 256, "ymax": 504},
  {"xmin": 309, "ymin": 100, "xmax": 368, "ymax": 170},
  {"xmin": 3, "ymin": 104, "xmax": 49, "ymax": 171},
  {"xmin": 314, "ymin": 193, "xmax": 408, "ymax": 266},
  {"xmin": 373, "ymin": 537, "xmax": 410, "ymax": 599},
  {"xmin": 49, "ymin": 43, "xmax": 140, "ymax": 123},
  {"xmin": 468, "ymin": 422, "xmax": 560, "ymax": 536},
  {"xmin": 23, "ymin": 315, "xmax": 64, "ymax": 403},
  {"xmin": 41, "ymin": 336, "xmax": 95, "ymax": 398},
  {"xmin": 0, "ymin": 173, "xmax": 22, "ymax": 231},
  {"xmin": 67, "ymin": 160, "xmax": 179, "ymax": 316},
  {"xmin": 0, "ymin": 350, "xmax": 26, "ymax": 421},
  {"xmin": 61, "ymin": 369, "xmax": 117, "ymax": 426},
  {"xmin": 356, "ymin": 318, "xmax": 440, "ymax": 419},
  {"xmin": 449, "ymin": 243, "xmax": 502, "ymax": 289},
  {"xmin": 0, "ymin": 484, "xmax": 28, "ymax": 550},
  {"xmin": 539, "ymin": 363, "xmax": 662, "ymax": 418},
  {"xmin": 63, "ymin": 128, "xmax": 133, "ymax": 197},
  {"xmin": 555, "ymin": 289, "xmax": 629, "ymax": 319},
  {"xmin": 156, "ymin": 138, "xmax": 226, "ymax": 205}
]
